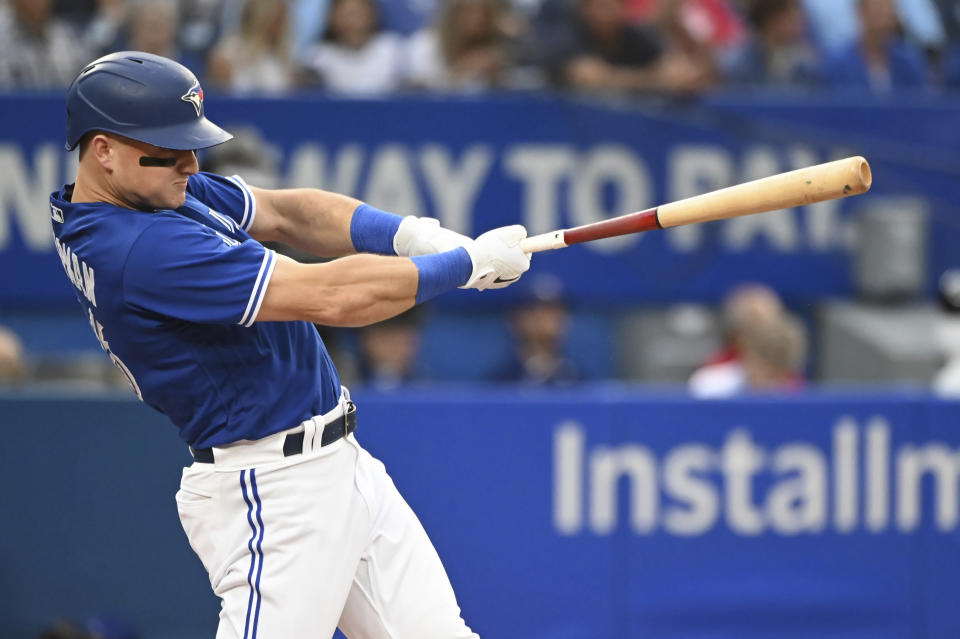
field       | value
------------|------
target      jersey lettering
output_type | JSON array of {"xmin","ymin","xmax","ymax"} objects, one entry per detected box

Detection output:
[
  {"xmin": 207, "ymin": 208, "xmax": 240, "ymax": 232},
  {"xmin": 88, "ymin": 308, "xmax": 143, "ymax": 400},
  {"xmin": 54, "ymin": 236, "xmax": 96, "ymax": 307}
]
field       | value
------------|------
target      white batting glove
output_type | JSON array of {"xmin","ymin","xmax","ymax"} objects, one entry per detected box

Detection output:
[
  {"xmin": 393, "ymin": 216, "xmax": 473, "ymax": 257},
  {"xmin": 462, "ymin": 225, "xmax": 531, "ymax": 291}
]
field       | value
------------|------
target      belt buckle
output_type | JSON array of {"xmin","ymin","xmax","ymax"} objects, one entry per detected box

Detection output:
[{"xmin": 344, "ymin": 400, "xmax": 357, "ymax": 436}]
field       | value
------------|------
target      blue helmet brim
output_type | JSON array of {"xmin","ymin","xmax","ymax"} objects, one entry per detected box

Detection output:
[{"xmin": 66, "ymin": 115, "xmax": 233, "ymax": 151}]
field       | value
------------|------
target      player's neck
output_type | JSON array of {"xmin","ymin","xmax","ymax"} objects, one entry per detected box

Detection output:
[{"xmin": 71, "ymin": 164, "xmax": 127, "ymax": 208}]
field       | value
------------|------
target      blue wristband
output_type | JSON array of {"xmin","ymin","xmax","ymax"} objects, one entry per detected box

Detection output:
[
  {"xmin": 350, "ymin": 203, "xmax": 404, "ymax": 255},
  {"xmin": 411, "ymin": 248, "xmax": 473, "ymax": 304}
]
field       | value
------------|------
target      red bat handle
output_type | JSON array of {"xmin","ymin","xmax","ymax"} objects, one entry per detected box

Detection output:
[
  {"xmin": 519, "ymin": 207, "xmax": 661, "ymax": 253},
  {"xmin": 563, "ymin": 207, "xmax": 661, "ymax": 245}
]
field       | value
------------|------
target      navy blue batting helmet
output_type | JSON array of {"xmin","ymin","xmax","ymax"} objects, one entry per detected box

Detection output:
[{"xmin": 65, "ymin": 51, "xmax": 233, "ymax": 151}]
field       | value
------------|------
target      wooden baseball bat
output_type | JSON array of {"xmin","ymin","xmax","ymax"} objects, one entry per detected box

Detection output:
[{"xmin": 519, "ymin": 156, "xmax": 872, "ymax": 253}]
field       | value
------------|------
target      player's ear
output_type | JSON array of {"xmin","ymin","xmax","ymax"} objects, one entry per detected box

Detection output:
[{"xmin": 88, "ymin": 133, "xmax": 115, "ymax": 171}]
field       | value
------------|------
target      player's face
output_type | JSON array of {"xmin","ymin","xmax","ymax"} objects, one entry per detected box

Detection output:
[{"xmin": 108, "ymin": 136, "xmax": 199, "ymax": 211}]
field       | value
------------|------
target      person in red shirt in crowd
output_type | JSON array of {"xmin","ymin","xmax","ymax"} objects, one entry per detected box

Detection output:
[
  {"xmin": 624, "ymin": 0, "xmax": 745, "ymax": 49},
  {"xmin": 689, "ymin": 283, "xmax": 806, "ymax": 397}
]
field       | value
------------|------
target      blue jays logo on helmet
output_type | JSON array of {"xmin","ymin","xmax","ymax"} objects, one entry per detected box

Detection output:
[
  {"xmin": 181, "ymin": 83, "xmax": 205, "ymax": 117},
  {"xmin": 65, "ymin": 51, "xmax": 232, "ymax": 151}
]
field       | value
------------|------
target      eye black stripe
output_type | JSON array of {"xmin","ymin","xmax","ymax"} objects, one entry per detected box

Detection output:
[{"xmin": 139, "ymin": 156, "xmax": 177, "ymax": 167}]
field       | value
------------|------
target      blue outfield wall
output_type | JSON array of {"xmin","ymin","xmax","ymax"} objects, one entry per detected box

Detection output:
[{"xmin": 1, "ymin": 389, "xmax": 959, "ymax": 639}]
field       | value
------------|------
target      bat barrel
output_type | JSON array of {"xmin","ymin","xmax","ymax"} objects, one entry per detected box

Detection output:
[
  {"xmin": 855, "ymin": 156, "xmax": 873, "ymax": 191},
  {"xmin": 656, "ymin": 156, "xmax": 872, "ymax": 229}
]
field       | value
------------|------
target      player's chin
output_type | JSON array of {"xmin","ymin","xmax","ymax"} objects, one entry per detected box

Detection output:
[
  {"xmin": 168, "ymin": 186, "xmax": 188, "ymax": 208},
  {"xmin": 151, "ymin": 194, "xmax": 186, "ymax": 211}
]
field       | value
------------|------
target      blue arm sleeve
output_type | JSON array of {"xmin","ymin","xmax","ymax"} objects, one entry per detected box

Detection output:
[
  {"xmin": 122, "ymin": 216, "xmax": 276, "ymax": 327},
  {"xmin": 411, "ymin": 248, "xmax": 473, "ymax": 304},
  {"xmin": 350, "ymin": 203, "xmax": 403, "ymax": 255}
]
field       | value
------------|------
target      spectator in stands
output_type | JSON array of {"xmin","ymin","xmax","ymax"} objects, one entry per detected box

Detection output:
[
  {"xmin": 79, "ymin": 0, "xmax": 192, "ymax": 65},
  {"xmin": 536, "ymin": 0, "xmax": 709, "ymax": 93},
  {"xmin": 800, "ymin": 0, "xmax": 859, "ymax": 54},
  {"xmin": 356, "ymin": 306, "xmax": 425, "ymax": 388},
  {"xmin": 718, "ymin": 0, "xmax": 822, "ymax": 88},
  {"xmin": 737, "ymin": 313, "xmax": 806, "ymax": 392},
  {"xmin": 51, "ymin": 0, "xmax": 98, "ymax": 27},
  {"xmin": 405, "ymin": 0, "xmax": 521, "ymax": 90},
  {"xmin": 641, "ymin": 0, "xmax": 747, "ymax": 88},
  {"xmin": 0, "ymin": 324, "xmax": 27, "ymax": 384},
  {"xmin": 124, "ymin": 0, "xmax": 183, "ymax": 63},
  {"xmin": 212, "ymin": 0, "xmax": 331, "ymax": 61},
  {"xmin": 77, "ymin": 0, "xmax": 126, "ymax": 58},
  {"xmin": 627, "ymin": 0, "xmax": 746, "ymax": 51},
  {"xmin": 693, "ymin": 284, "xmax": 784, "ymax": 377},
  {"xmin": 492, "ymin": 274, "xmax": 583, "ymax": 386},
  {"xmin": 822, "ymin": 0, "xmax": 929, "ymax": 92},
  {"xmin": 933, "ymin": 269, "xmax": 960, "ymax": 395},
  {"xmin": 933, "ymin": 0, "xmax": 960, "ymax": 86},
  {"xmin": 301, "ymin": 0, "xmax": 406, "ymax": 95},
  {"xmin": 934, "ymin": 0, "xmax": 960, "ymax": 42},
  {"xmin": 891, "ymin": 0, "xmax": 946, "ymax": 56},
  {"xmin": 803, "ymin": 0, "xmax": 945, "ymax": 57},
  {"xmin": 688, "ymin": 284, "xmax": 805, "ymax": 397},
  {"xmin": 177, "ymin": 0, "xmax": 227, "ymax": 62},
  {"xmin": 288, "ymin": 0, "xmax": 333, "ymax": 59},
  {"xmin": 0, "ymin": 0, "xmax": 90, "ymax": 89},
  {"xmin": 206, "ymin": 0, "xmax": 300, "ymax": 94},
  {"xmin": 379, "ymin": 0, "xmax": 438, "ymax": 35}
]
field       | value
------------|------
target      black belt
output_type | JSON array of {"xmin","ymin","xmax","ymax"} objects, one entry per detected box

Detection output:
[{"xmin": 190, "ymin": 401, "xmax": 357, "ymax": 464}]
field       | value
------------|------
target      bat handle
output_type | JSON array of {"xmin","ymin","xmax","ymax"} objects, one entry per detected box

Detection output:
[{"xmin": 520, "ymin": 230, "xmax": 567, "ymax": 254}]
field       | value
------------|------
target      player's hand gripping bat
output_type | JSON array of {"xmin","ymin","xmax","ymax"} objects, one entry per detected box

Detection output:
[{"xmin": 518, "ymin": 156, "xmax": 872, "ymax": 253}]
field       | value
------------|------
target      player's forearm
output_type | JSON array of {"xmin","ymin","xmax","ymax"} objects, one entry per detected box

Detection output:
[{"xmin": 258, "ymin": 253, "xmax": 418, "ymax": 326}]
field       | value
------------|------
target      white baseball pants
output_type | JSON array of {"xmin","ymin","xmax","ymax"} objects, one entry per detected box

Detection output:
[{"xmin": 176, "ymin": 408, "xmax": 478, "ymax": 638}]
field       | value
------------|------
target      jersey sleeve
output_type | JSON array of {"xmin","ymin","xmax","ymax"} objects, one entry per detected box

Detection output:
[
  {"xmin": 122, "ymin": 216, "xmax": 276, "ymax": 327},
  {"xmin": 186, "ymin": 172, "xmax": 258, "ymax": 231}
]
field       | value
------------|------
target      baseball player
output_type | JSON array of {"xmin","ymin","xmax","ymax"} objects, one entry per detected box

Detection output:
[{"xmin": 51, "ymin": 51, "xmax": 530, "ymax": 638}]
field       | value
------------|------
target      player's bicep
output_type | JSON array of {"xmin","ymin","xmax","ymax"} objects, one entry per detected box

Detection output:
[
  {"xmin": 122, "ymin": 220, "xmax": 276, "ymax": 326},
  {"xmin": 256, "ymin": 254, "xmax": 314, "ymax": 322},
  {"xmin": 256, "ymin": 255, "xmax": 354, "ymax": 325},
  {"xmin": 245, "ymin": 185, "xmax": 286, "ymax": 242}
]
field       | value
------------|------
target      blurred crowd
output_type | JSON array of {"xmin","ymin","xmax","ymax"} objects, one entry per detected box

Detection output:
[{"xmin": 3, "ymin": 0, "xmax": 960, "ymax": 95}]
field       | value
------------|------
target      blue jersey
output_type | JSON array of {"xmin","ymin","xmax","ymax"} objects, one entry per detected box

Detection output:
[{"xmin": 50, "ymin": 172, "xmax": 341, "ymax": 448}]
